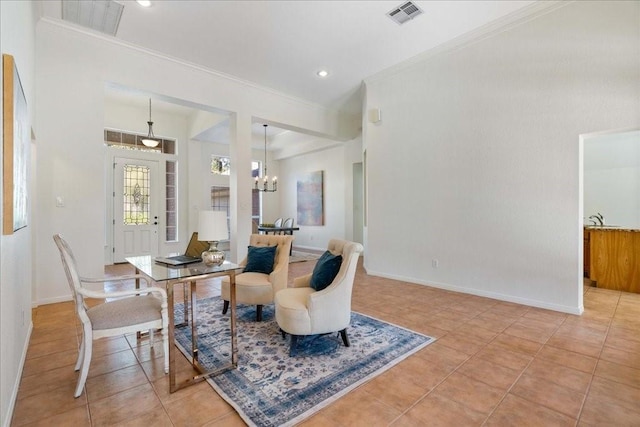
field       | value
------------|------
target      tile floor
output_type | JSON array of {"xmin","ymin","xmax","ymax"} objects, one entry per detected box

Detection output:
[{"xmin": 11, "ymin": 258, "xmax": 640, "ymax": 426}]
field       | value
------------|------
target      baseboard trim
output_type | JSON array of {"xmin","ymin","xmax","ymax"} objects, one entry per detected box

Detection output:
[
  {"xmin": 3, "ymin": 321, "xmax": 33, "ymax": 427},
  {"xmin": 365, "ymin": 269, "xmax": 584, "ymax": 316},
  {"xmin": 32, "ymin": 294, "xmax": 73, "ymax": 307}
]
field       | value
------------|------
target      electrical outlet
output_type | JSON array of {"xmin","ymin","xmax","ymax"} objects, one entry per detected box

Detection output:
[{"xmin": 432, "ymin": 259, "xmax": 439, "ymax": 268}]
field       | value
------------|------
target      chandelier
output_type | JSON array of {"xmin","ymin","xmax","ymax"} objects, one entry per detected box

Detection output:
[
  {"xmin": 141, "ymin": 98, "xmax": 159, "ymax": 148},
  {"xmin": 255, "ymin": 124, "xmax": 277, "ymax": 192}
]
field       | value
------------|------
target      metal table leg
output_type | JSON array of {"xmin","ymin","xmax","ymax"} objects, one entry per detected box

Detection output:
[{"xmin": 168, "ymin": 271, "xmax": 238, "ymax": 393}]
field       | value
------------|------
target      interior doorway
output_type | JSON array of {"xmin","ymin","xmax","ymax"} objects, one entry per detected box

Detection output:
[
  {"xmin": 580, "ymin": 127, "xmax": 640, "ymax": 295},
  {"xmin": 353, "ymin": 162, "xmax": 364, "ymax": 244}
]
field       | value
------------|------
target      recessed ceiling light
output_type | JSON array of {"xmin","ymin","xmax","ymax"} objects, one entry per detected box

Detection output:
[
  {"xmin": 317, "ymin": 70, "xmax": 329, "ymax": 78},
  {"xmin": 137, "ymin": 0, "xmax": 152, "ymax": 7}
]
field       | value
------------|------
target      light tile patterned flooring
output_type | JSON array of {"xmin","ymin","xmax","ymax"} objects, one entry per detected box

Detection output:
[{"xmin": 12, "ymin": 258, "xmax": 640, "ymax": 426}]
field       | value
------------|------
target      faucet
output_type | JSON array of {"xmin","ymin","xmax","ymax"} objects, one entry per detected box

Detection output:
[{"xmin": 588, "ymin": 213, "xmax": 604, "ymax": 226}]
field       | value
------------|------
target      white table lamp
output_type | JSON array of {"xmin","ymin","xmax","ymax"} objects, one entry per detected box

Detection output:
[{"xmin": 198, "ymin": 210, "xmax": 228, "ymax": 266}]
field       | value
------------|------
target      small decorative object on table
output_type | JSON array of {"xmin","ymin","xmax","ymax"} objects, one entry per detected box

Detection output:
[{"xmin": 198, "ymin": 210, "xmax": 229, "ymax": 266}]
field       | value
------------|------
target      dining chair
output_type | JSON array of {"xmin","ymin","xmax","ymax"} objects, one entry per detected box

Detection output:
[
  {"xmin": 53, "ymin": 234, "xmax": 169, "ymax": 397},
  {"xmin": 282, "ymin": 217, "xmax": 294, "ymax": 233},
  {"xmin": 271, "ymin": 217, "xmax": 284, "ymax": 234}
]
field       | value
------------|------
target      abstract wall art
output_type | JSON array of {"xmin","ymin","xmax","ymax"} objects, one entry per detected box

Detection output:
[
  {"xmin": 297, "ymin": 170, "xmax": 324, "ymax": 226},
  {"xmin": 3, "ymin": 54, "xmax": 29, "ymax": 235}
]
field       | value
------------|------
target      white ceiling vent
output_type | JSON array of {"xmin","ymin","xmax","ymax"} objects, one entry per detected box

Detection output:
[
  {"xmin": 387, "ymin": 1, "xmax": 424, "ymax": 25},
  {"xmin": 62, "ymin": 0, "xmax": 124, "ymax": 36}
]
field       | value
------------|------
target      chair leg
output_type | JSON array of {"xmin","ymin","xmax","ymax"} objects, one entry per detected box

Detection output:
[
  {"xmin": 289, "ymin": 334, "xmax": 298, "ymax": 357},
  {"xmin": 339, "ymin": 328, "xmax": 350, "ymax": 347},
  {"xmin": 75, "ymin": 324, "xmax": 92, "ymax": 398},
  {"xmin": 256, "ymin": 305, "xmax": 263, "ymax": 321},
  {"xmin": 222, "ymin": 300, "xmax": 229, "ymax": 315},
  {"xmin": 74, "ymin": 332, "xmax": 85, "ymax": 371},
  {"xmin": 280, "ymin": 328, "xmax": 286, "ymax": 339}
]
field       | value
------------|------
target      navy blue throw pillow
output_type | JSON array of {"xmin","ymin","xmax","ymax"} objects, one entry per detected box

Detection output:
[
  {"xmin": 310, "ymin": 250, "xmax": 343, "ymax": 291},
  {"xmin": 244, "ymin": 245, "xmax": 277, "ymax": 274}
]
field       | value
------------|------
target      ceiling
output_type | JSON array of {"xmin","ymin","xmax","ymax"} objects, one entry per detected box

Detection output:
[
  {"xmin": 41, "ymin": 0, "xmax": 534, "ymax": 114},
  {"xmin": 41, "ymin": 0, "xmax": 539, "ymax": 117}
]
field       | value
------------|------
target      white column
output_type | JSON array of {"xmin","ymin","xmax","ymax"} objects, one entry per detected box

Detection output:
[{"xmin": 228, "ymin": 113, "xmax": 253, "ymax": 262}]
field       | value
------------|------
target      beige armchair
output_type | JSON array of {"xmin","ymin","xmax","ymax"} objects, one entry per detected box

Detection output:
[
  {"xmin": 221, "ymin": 234, "xmax": 293, "ymax": 321},
  {"xmin": 275, "ymin": 239, "xmax": 363, "ymax": 356},
  {"xmin": 53, "ymin": 234, "xmax": 168, "ymax": 398}
]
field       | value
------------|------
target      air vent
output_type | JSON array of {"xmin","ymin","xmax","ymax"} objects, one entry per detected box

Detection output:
[
  {"xmin": 62, "ymin": 0, "xmax": 124, "ymax": 36},
  {"xmin": 387, "ymin": 1, "xmax": 424, "ymax": 25}
]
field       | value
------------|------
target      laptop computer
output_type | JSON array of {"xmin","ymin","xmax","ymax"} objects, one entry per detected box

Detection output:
[{"xmin": 154, "ymin": 232, "xmax": 209, "ymax": 266}]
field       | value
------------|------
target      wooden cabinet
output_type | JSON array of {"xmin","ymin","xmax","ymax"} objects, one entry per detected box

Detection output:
[
  {"xmin": 583, "ymin": 230, "xmax": 590, "ymax": 278},
  {"xmin": 589, "ymin": 228, "xmax": 640, "ymax": 293}
]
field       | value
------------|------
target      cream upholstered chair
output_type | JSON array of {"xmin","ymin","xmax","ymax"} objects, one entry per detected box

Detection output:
[
  {"xmin": 221, "ymin": 234, "xmax": 293, "ymax": 321},
  {"xmin": 275, "ymin": 239, "xmax": 363, "ymax": 356},
  {"xmin": 53, "ymin": 234, "xmax": 168, "ymax": 398}
]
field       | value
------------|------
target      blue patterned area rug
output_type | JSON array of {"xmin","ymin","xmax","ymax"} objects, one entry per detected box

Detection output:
[{"xmin": 174, "ymin": 297, "xmax": 435, "ymax": 427}]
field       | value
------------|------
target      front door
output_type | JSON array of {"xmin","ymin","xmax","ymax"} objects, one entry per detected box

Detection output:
[{"xmin": 113, "ymin": 157, "xmax": 159, "ymax": 262}]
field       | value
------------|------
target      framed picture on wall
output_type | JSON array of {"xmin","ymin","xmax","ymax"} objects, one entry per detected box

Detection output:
[
  {"xmin": 2, "ymin": 54, "xmax": 29, "ymax": 235},
  {"xmin": 297, "ymin": 170, "xmax": 324, "ymax": 226}
]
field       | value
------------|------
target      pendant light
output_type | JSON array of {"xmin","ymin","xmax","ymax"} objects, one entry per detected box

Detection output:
[
  {"xmin": 255, "ymin": 124, "xmax": 277, "ymax": 192},
  {"xmin": 141, "ymin": 98, "xmax": 159, "ymax": 148}
]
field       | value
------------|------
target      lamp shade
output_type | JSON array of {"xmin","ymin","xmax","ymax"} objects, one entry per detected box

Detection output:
[{"xmin": 198, "ymin": 211, "xmax": 228, "ymax": 242}]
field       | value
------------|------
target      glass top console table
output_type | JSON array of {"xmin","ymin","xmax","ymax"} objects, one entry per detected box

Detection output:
[{"xmin": 126, "ymin": 255, "xmax": 242, "ymax": 393}]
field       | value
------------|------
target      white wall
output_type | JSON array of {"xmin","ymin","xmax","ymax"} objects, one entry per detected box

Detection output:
[
  {"xmin": 584, "ymin": 130, "xmax": 640, "ymax": 229},
  {"xmin": 0, "ymin": 2, "xmax": 36, "ymax": 425},
  {"xmin": 364, "ymin": 0, "xmax": 640, "ymax": 314},
  {"xmin": 34, "ymin": 19, "xmax": 355, "ymax": 304},
  {"xmin": 279, "ymin": 137, "xmax": 362, "ymax": 251}
]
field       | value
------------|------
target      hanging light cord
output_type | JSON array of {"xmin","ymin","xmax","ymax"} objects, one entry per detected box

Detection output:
[
  {"xmin": 147, "ymin": 99, "xmax": 154, "ymax": 134},
  {"xmin": 263, "ymin": 124, "xmax": 268, "ymax": 178},
  {"xmin": 141, "ymin": 98, "xmax": 159, "ymax": 148}
]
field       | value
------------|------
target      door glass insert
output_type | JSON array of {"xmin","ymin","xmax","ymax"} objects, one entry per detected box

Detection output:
[{"xmin": 123, "ymin": 164, "xmax": 150, "ymax": 225}]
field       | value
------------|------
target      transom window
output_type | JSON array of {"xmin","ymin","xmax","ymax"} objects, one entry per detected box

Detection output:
[{"xmin": 105, "ymin": 129, "xmax": 176, "ymax": 154}]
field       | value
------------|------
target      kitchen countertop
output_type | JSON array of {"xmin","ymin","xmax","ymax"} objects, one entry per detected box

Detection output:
[{"xmin": 584, "ymin": 226, "xmax": 640, "ymax": 233}]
